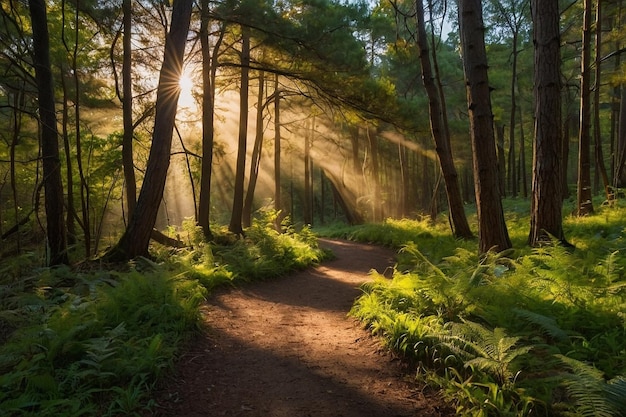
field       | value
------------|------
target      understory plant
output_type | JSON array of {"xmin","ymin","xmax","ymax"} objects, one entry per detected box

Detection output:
[
  {"xmin": 0, "ymin": 212, "xmax": 323, "ymax": 416},
  {"xmin": 350, "ymin": 204, "xmax": 626, "ymax": 416},
  {"xmin": 0, "ymin": 266, "xmax": 206, "ymax": 416}
]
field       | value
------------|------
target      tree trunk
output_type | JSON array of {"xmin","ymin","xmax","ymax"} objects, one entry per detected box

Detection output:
[
  {"xmin": 273, "ymin": 75, "xmax": 283, "ymax": 229},
  {"xmin": 508, "ymin": 30, "xmax": 519, "ymax": 198},
  {"xmin": 105, "ymin": 0, "xmax": 193, "ymax": 260},
  {"xmin": 593, "ymin": 0, "xmax": 611, "ymax": 200},
  {"xmin": 72, "ymin": 4, "xmax": 91, "ymax": 256},
  {"xmin": 303, "ymin": 118, "xmax": 313, "ymax": 225},
  {"xmin": 577, "ymin": 0, "xmax": 595, "ymax": 216},
  {"xmin": 610, "ymin": 0, "xmax": 622, "ymax": 188},
  {"xmin": 29, "ymin": 0, "xmax": 69, "ymax": 265},
  {"xmin": 243, "ymin": 71, "xmax": 266, "ymax": 228},
  {"xmin": 528, "ymin": 0, "xmax": 567, "ymax": 246},
  {"xmin": 60, "ymin": 68, "xmax": 77, "ymax": 245},
  {"xmin": 228, "ymin": 25, "xmax": 250, "ymax": 236},
  {"xmin": 198, "ymin": 3, "xmax": 224, "ymax": 241},
  {"xmin": 122, "ymin": 0, "xmax": 137, "ymax": 221},
  {"xmin": 62, "ymin": 0, "xmax": 91, "ymax": 255},
  {"xmin": 416, "ymin": 0, "xmax": 473, "ymax": 239},
  {"xmin": 459, "ymin": 0, "xmax": 511, "ymax": 253}
]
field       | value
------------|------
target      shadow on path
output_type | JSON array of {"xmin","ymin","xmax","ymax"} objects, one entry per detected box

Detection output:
[{"xmin": 150, "ymin": 239, "xmax": 451, "ymax": 417}]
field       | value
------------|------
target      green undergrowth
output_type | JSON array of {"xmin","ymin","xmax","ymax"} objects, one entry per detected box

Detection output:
[
  {"xmin": 343, "ymin": 202, "xmax": 626, "ymax": 416},
  {"xmin": 315, "ymin": 216, "xmax": 471, "ymax": 270},
  {"xmin": 0, "ymin": 212, "xmax": 324, "ymax": 416}
]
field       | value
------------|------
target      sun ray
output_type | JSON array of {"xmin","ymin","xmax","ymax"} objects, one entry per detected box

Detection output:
[{"xmin": 177, "ymin": 70, "xmax": 196, "ymax": 111}]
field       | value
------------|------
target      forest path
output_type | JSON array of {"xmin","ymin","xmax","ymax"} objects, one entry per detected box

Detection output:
[{"xmin": 151, "ymin": 239, "xmax": 452, "ymax": 417}]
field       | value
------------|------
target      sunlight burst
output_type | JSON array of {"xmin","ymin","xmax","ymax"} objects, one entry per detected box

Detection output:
[
  {"xmin": 179, "ymin": 73, "xmax": 193, "ymax": 94},
  {"xmin": 178, "ymin": 71, "xmax": 196, "ymax": 111}
]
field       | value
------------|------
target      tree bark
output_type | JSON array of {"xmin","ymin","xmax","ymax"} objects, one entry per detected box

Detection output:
[
  {"xmin": 303, "ymin": 118, "xmax": 313, "ymax": 225},
  {"xmin": 593, "ymin": 0, "xmax": 610, "ymax": 200},
  {"xmin": 228, "ymin": 25, "xmax": 250, "ymax": 236},
  {"xmin": 487, "ymin": 0, "xmax": 528, "ymax": 198},
  {"xmin": 459, "ymin": 0, "xmax": 511, "ymax": 253},
  {"xmin": 577, "ymin": 0, "xmax": 595, "ymax": 216},
  {"xmin": 106, "ymin": 0, "xmax": 193, "ymax": 260},
  {"xmin": 508, "ymin": 29, "xmax": 519, "ymax": 197},
  {"xmin": 29, "ymin": 0, "xmax": 69, "ymax": 265},
  {"xmin": 273, "ymin": 75, "xmax": 282, "ymax": 228},
  {"xmin": 243, "ymin": 71, "xmax": 266, "ymax": 228},
  {"xmin": 610, "ymin": 0, "xmax": 623, "ymax": 189},
  {"xmin": 122, "ymin": 0, "xmax": 137, "ymax": 221},
  {"xmin": 60, "ymin": 68, "xmax": 77, "ymax": 245},
  {"xmin": 72, "ymin": 4, "xmax": 91, "ymax": 256},
  {"xmin": 198, "ymin": 3, "xmax": 224, "ymax": 241},
  {"xmin": 416, "ymin": 0, "xmax": 473, "ymax": 239},
  {"xmin": 528, "ymin": 0, "xmax": 567, "ymax": 245},
  {"xmin": 61, "ymin": 0, "xmax": 91, "ymax": 255}
]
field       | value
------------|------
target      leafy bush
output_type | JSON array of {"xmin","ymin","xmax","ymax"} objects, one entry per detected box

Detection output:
[
  {"xmin": 0, "ymin": 266, "xmax": 205, "ymax": 416},
  {"xmin": 0, "ymin": 213, "xmax": 324, "ymax": 416},
  {"xmin": 349, "ymin": 205, "xmax": 626, "ymax": 416}
]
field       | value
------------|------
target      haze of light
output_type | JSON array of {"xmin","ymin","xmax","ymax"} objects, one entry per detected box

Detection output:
[{"xmin": 178, "ymin": 69, "xmax": 197, "ymax": 112}]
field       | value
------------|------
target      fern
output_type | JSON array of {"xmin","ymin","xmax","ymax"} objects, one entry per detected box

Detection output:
[
  {"xmin": 557, "ymin": 355, "xmax": 625, "ymax": 417},
  {"xmin": 442, "ymin": 320, "xmax": 532, "ymax": 386},
  {"xmin": 401, "ymin": 242, "xmax": 451, "ymax": 283},
  {"xmin": 593, "ymin": 251, "xmax": 624, "ymax": 290}
]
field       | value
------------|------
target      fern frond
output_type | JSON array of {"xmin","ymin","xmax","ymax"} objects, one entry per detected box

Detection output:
[
  {"xmin": 557, "ymin": 355, "xmax": 623, "ymax": 417},
  {"xmin": 468, "ymin": 248, "xmax": 514, "ymax": 286},
  {"xmin": 401, "ymin": 243, "xmax": 450, "ymax": 282},
  {"xmin": 441, "ymin": 320, "xmax": 532, "ymax": 385}
]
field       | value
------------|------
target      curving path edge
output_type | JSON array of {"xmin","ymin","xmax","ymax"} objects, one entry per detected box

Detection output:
[{"xmin": 150, "ymin": 239, "xmax": 451, "ymax": 417}]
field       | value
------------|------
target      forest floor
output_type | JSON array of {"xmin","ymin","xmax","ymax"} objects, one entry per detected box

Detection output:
[{"xmin": 149, "ymin": 239, "xmax": 454, "ymax": 417}]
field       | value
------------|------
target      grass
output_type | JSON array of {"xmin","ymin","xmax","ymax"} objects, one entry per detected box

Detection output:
[
  {"xmin": 0, "ymin": 211, "xmax": 325, "ymax": 416},
  {"xmin": 324, "ymin": 199, "xmax": 626, "ymax": 416}
]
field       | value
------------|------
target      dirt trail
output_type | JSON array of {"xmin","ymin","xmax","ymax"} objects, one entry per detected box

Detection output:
[{"xmin": 151, "ymin": 239, "xmax": 452, "ymax": 417}]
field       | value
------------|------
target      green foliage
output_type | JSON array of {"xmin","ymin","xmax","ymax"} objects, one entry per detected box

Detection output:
[
  {"xmin": 432, "ymin": 367, "xmax": 537, "ymax": 417},
  {"xmin": 557, "ymin": 355, "xmax": 626, "ymax": 417},
  {"xmin": 205, "ymin": 211, "xmax": 325, "ymax": 281},
  {"xmin": 0, "ymin": 266, "xmax": 205, "ymax": 416},
  {"xmin": 316, "ymin": 217, "xmax": 465, "ymax": 268},
  {"xmin": 442, "ymin": 321, "xmax": 532, "ymax": 386},
  {"xmin": 349, "ymin": 206, "xmax": 626, "ymax": 416},
  {"xmin": 0, "ymin": 215, "xmax": 323, "ymax": 415}
]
